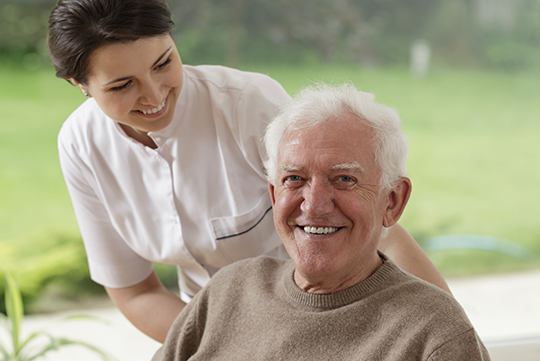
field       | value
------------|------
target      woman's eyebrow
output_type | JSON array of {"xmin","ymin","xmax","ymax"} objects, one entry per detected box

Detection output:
[
  {"xmin": 151, "ymin": 46, "xmax": 173, "ymax": 68},
  {"xmin": 103, "ymin": 46, "xmax": 174, "ymax": 86}
]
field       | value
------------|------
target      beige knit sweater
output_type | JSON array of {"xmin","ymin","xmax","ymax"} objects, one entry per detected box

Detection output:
[{"xmin": 153, "ymin": 254, "xmax": 490, "ymax": 360}]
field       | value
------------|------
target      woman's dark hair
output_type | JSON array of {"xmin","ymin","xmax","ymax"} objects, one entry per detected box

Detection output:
[{"xmin": 48, "ymin": 0, "xmax": 175, "ymax": 85}]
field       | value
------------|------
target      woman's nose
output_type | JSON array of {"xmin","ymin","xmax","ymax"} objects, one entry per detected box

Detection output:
[
  {"xmin": 300, "ymin": 178, "xmax": 335, "ymax": 216},
  {"xmin": 139, "ymin": 79, "xmax": 162, "ymax": 105}
]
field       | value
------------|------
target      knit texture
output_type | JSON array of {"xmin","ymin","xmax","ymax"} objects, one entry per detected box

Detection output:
[{"xmin": 153, "ymin": 254, "xmax": 490, "ymax": 361}]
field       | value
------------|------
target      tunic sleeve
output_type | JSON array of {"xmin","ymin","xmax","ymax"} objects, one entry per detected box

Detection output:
[
  {"xmin": 231, "ymin": 73, "xmax": 291, "ymax": 179},
  {"xmin": 58, "ymin": 123, "xmax": 154, "ymax": 288}
]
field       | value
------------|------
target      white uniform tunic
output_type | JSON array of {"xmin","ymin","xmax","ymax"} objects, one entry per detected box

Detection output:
[{"xmin": 58, "ymin": 65, "xmax": 291, "ymax": 299}]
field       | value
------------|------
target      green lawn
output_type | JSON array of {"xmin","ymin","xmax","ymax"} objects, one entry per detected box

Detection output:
[{"xmin": 1, "ymin": 63, "xmax": 539, "ymax": 307}]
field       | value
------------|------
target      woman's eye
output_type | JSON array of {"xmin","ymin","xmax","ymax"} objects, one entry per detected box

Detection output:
[
  {"xmin": 111, "ymin": 80, "xmax": 132, "ymax": 92},
  {"xmin": 156, "ymin": 58, "xmax": 171, "ymax": 70}
]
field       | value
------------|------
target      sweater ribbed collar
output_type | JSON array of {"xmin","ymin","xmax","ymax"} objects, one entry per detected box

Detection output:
[{"xmin": 281, "ymin": 252, "xmax": 397, "ymax": 310}]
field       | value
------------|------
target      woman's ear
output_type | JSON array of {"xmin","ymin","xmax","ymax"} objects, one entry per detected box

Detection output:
[
  {"xmin": 382, "ymin": 177, "xmax": 412, "ymax": 228},
  {"xmin": 67, "ymin": 78, "xmax": 91, "ymax": 97}
]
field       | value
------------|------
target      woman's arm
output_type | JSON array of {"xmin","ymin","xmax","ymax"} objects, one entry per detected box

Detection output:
[
  {"xmin": 379, "ymin": 224, "xmax": 452, "ymax": 294},
  {"xmin": 106, "ymin": 271, "xmax": 186, "ymax": 343}
]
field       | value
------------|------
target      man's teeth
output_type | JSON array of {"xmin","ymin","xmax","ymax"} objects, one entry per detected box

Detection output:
[
  {"xmin": 303, "ymin": 226, "xmax": 338, "ymax": 235},
  {"xmin": 140, "ymin": 99, "xmax": 166, "ymax": 115}
]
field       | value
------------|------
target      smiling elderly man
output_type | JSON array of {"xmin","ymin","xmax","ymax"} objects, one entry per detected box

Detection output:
[{"xmin": 153, "ymin": 83, "xmax": 490, "ymax": 361}]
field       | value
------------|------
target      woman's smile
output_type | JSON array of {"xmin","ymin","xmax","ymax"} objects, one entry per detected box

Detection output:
[{"xmin": 137, "ymin": 96, "xmax": 167, "ymax": 116}]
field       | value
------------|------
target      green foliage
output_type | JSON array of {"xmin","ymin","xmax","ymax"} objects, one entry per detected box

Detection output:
[
  {"xmin": 4, "ymin": 0, "xmax": 540, "ymax": 70},
  {"xmin": 0, "ymin": 272, "xmax": 116, "ymax": 361},
  {"xmin": 0, "ymin": 234, "xmax": 103, "ymax": 314},
  {"xmin": 0, "ymin": 3, "xmax": 53, "ymax": 70},
  {"xmin": 477, "ymin": 0, "xmax": 540, "ymax": 70}
]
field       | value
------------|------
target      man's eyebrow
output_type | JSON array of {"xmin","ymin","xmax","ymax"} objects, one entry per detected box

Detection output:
[
  {"xmin": 331, "ymin": 162, "xmax": 365, "ymax": 173},
  {"xmin": 103, "ymin": 46, "xmax": 173, "ymax": 86},
  {"xmin": 280, "ymin": 164, "xmax": 302, "ymax": 172}
]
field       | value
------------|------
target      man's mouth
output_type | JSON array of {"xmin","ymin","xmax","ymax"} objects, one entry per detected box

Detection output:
[
  {"xmin": 138, "ymin": 97, "xmax": 166, "ymax": 115},
  {"xmin": 302, "ymin": 226, "xmax": 340, "ymax": 235}
]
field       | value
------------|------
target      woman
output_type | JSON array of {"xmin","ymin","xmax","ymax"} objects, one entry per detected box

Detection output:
[{"xmin": 48, "ymin": 0, "xmax": 449, "ymax": 343}]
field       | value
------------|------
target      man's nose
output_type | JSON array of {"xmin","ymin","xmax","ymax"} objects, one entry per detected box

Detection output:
[
  {"xmin": 300, "ymin": 178, "xmax": 334, "ymax": 216},
  {"xmin": 139, "ymin": 79, "xmax": 162, "ymax": 105}
]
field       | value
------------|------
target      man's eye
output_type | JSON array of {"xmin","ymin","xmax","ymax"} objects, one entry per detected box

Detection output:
[
  {"xmin": 286, "ymin": 175, "xmax": 302, "ymax": 182},
  {"xmin": 284, "ymin": 175, "xmax": 304, "ymax": 185},
  {"xmin": 337, "ymin": 176, "xmax": 354, "ymax": 182}
]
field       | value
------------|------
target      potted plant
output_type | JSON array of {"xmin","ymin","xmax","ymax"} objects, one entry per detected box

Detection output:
[{"xmin": 0, "ymin": 271, "xmax": 116, "ymax": 361}]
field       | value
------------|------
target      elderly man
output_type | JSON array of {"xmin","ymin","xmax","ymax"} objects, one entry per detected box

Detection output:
[{"xmin": 153, "ymin": 83, "xmax": 490, "ymax": 360}]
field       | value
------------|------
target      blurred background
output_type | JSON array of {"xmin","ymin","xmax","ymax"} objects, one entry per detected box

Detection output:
[{"xmin": 1, "ymin": 0, "xmax": 539, "ymax": 318}]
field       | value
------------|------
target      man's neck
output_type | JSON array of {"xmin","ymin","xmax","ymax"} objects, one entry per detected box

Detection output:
[{"xmin": 294, "ymin": 253, "xmax": 384, "ymax": 294}]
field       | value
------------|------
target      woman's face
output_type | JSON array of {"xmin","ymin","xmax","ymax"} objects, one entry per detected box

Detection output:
[{"xmin": 73, "ymin": 35, "xmax": 183, "ymax": 135}]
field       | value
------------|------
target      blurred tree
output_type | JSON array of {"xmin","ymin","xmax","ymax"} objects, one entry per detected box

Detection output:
[
  {"xmin": 0, "ymin": 2, "xmax": 54, "ymax": 67},
  {"xmin": 477, "ymin": 0, "xmax": 540, "ymax": 69},
  {"xmin": 2, "ymin": 0, "xmax": 540, "ymax": 69},
  {"xmin": 424, "ymin": 0, "xmax": 479, "ymax": 67}
]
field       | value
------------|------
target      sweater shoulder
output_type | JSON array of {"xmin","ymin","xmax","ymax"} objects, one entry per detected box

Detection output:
[
  {"xmin": 385, "ymin": 260, "xmax": 464, "ymax": 312},
  {"xmin": 382, "ymin": 261, "xmax": 476, "ymax": 337}
]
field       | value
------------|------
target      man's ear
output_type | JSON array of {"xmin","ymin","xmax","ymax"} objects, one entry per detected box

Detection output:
[
  {"xmin": 268, "ymin": 182, "xmax": 276, "ymax": 206},
  {"xmin": 382, "ymin": 177, "xmax": 412, "ymax": 228}
]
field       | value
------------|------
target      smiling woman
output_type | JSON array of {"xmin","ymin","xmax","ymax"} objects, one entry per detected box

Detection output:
[
  {"xmin": 46, "ymin": 0, "xmax": 450, "ymax": 344},
  {"xmin": 71, "ymin": 36, "xmax": 183, "ymax": 148}
]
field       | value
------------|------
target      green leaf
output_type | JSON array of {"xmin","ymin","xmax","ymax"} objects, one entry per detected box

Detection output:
[
  {"xmin": 4, "ymin": 271, "xmax": 24, "ymax": 355},
  {"xmin": 1, "ymin": 271, "xmax": 116, "ymax": 361},
  {"xmin": 0, "ymin": 340, "xmax": 11, "ymax": 360},
  {"xmin": 18, "ymin": 329, "xmax": 55, "ymax": 354},
  {"xmin": 0, "ymin": 312, "xmax": 9, "ymax": 331},
  {"xmin": 16, "ymin": 315, "xmax": 110, "ymax": 354},
  {"xmin": 0, "ymin": 312, "xmax": 14, "ymax": 360},
  {"xmin": 56, "ymin": 314, "xmax": 111, "ymax": 326},
  {"xmin": 24, "ymin": 337, "xmax": 117, "ymax": 361}
]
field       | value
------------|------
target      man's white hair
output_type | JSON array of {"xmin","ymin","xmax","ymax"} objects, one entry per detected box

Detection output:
[{"xmin": 263, "ymin": 82, "xmax": 409, "ymax": 191}]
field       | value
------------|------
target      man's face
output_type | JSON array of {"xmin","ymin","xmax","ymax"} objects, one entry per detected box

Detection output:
[{"xmin": 270, "ymin": 112, "xmax": 395, "ymax": 291}]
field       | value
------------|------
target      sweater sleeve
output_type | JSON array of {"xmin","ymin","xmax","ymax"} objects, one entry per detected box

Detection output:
[
  {"xmin": 153, "ymin": 288, "xmax": 210, "ymax": 361},
  {"xmin": 428, "ymin": 328, "xmax": 491, "ymax": 361}
]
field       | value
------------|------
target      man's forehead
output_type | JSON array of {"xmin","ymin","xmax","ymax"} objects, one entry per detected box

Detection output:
[{"xmin": 276, "ymin": 118, "xmax": 377, "ymax": 177}]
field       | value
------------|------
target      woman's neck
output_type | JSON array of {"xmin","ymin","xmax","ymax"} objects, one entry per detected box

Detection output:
[{"xmin": 120, "ymin": 123, "xmax": 157, "ymax": 149}]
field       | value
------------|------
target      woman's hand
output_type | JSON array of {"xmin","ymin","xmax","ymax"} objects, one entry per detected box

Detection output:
[
  {"xmin": 379, "ymin": 224, "xmax": 452, "ymax": 294},
  {"xmin": 106, "ymin": 271, "xmax": 186, "ymax": 343}
]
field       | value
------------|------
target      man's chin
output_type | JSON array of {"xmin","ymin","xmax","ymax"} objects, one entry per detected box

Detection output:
[{"xmin": 292, "ymin": 254, "xmax": 345, "ymax": 281}]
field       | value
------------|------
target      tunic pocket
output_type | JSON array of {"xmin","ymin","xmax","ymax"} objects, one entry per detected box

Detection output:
[{"xmin": 210, "ymin": 194, "xmax": 282, "ymax": 263}]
